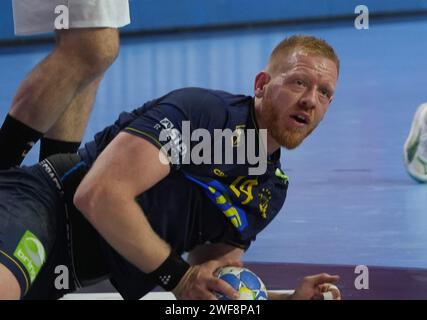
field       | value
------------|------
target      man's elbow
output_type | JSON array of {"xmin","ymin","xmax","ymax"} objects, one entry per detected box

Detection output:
[{"xmin": 73, "ymin": 184, "xmax": 104, "ymax": 223}]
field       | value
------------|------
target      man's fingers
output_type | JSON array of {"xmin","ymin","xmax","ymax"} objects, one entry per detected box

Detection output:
[
  {"xmin": 311, "ymin": 273, "xmax": 340, "ymax": 286},
  {"xmin": 319, "ymin": 284, "xmax": 341, "ymax": 300},
  {"xmin": 319, "ymin": 283, "xmax": 339, "ymax": 292},
  {"xmin": 209, "ymin": 277, "xmax": 239, "ymax": 300},
  {"xmin": 178, "ymin": 260, "xmax": 244, "ymax": 300},
  {"xmin": 209, "ymin": 259, "xmax": 243, "ymax": 276},
  {"xmin": 205, "ymin": 291, "xmax": 219, "ymax": 300},
  {"xmin": 213, "ymin": 259, "xmax": 243, "ymax": 269}
]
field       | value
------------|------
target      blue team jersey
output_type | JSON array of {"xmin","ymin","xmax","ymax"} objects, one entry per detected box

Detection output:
[{"xmin": 78, "ymin": 87, "xmax": 289, "ymax": 299}]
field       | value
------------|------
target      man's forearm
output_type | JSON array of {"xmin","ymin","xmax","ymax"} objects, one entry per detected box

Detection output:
[{"xmin": 77, "ymin": 190, "xmax": 171, "ymax": 273}]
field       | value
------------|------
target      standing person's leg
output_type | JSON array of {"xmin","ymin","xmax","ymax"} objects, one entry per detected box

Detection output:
[
  {"xmin": 12, "ymin": 28, "xmax": 119, "ymax": 162},
  {"xmin": 38, "ymin": 77, "xmax": 102, "ymax": 161},
  {"xmin": 0, "ymin": 0, "xmax": 130, "ymax": 169},
  {"xmin": 37, "ymin": 27, "xmax": 120, "ymax": 161}
]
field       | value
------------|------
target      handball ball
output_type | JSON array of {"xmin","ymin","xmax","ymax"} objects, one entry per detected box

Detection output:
[{"xmin": 216, "ymin": 266, "xmax": 268, "ymax": 300}]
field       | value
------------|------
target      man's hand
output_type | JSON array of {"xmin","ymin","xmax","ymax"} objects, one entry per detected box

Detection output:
[
  {"xmin": 290, "ymin": 273, "xmax": 341, "ymax": 300},
  {"xmin": 317, "ymin": 282, "xmax": 341, "ymax": 300},
  {"xmin": 172, "ymin": 259, "xmax": 243, "ymax": 300}
]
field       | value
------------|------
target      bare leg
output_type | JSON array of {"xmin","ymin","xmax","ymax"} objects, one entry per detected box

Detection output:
[
  {"xmin": 44, "ymin": 77, "xmax": 102, "ymax": 142},
  {"xmin": 10, "ymin": 28, "xmax": 119, "ymax": 134},
  {"xmin": 0, "ymin": 263, "xmax": 21, "ymax": 300},
  {"xmin": 0, "ymin": 28, "xmax": 120, "ymax": 168}
]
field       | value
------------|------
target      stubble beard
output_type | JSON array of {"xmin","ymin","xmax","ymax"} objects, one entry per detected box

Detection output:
[{"xmin": 263, "ymin": 104, "xmax": 316, "ymax": 150}]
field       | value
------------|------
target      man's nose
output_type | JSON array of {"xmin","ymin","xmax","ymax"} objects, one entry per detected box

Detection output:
[{"xmin": 299, "ymin": 88, "xmax": 317, "ymax": 110}]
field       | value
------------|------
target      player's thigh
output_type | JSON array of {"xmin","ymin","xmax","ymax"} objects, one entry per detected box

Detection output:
[{"xmin": 0, "ymin": 167, "xmax": 64, "ymax": 298}]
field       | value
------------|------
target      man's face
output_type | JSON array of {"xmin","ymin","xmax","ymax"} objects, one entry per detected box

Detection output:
[{"xmin": 256, "ymin": 51, "xmax": 338, "ymax": 149}]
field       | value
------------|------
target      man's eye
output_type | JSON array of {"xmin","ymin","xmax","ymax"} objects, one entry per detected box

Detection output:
[
  {"xmin": 295, "ymin": 79, "xmax": 305, "ymax": 86},
  {"xmin": 320, "ymin": 89, "xmax": 331, "ymax": 98}
]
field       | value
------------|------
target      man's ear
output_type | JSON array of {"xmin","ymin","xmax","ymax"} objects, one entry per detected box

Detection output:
[{"xmin": 254, "ymin": 72, "xmax": 271, "ymax": 98}]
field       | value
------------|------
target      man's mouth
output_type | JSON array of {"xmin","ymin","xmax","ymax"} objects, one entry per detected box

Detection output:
[{"xmin": 290, "ymin": 113, "xmax": 310, "ymax": 125}]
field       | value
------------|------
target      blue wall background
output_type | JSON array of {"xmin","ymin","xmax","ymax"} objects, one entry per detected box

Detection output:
[{"xmin": 0, "ymin": 0, "xmax": 427, "ymax": 42}]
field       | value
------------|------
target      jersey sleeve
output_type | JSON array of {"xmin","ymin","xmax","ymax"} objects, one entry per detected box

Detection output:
[
  {"xmin": 123, "ymin": 102, "xmax": 188, "ymax": 171},
  {"xmin": 122, "ymin": 89, "xmax": 228, "ymax": 171}
]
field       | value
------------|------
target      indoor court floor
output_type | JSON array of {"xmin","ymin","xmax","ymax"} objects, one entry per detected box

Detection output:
[{"xmin": 1, "ymin": 16, "xmax": 426, "ymax": 299}]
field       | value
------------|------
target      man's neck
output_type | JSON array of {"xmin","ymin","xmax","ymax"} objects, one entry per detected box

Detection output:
[{"xmin": 253, "ymin": 98, "xmax": 280, "ymax": 155}]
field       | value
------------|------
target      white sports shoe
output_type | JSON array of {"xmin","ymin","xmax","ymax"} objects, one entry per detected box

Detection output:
[{"xmin": 404, "ymin": 103, "xmax": 427, "ymax": 182}]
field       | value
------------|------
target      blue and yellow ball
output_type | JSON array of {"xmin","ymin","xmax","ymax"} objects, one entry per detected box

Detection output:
[{"xmin": 216, "ymin": 266, "xmax": 268, "ymax": 300}]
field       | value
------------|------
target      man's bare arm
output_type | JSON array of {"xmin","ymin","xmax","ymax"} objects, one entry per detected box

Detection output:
[
  {"xmin": 74, "ymin": 132, "xmax": 172, "ymax": 273},
  {"xmin": 73, "ymin": 133, "xmax": 240, "ymax": 299}
]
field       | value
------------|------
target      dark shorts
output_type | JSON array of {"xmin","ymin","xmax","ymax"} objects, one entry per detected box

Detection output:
[{"xmin": 0, "ymin": 154, "xmax": 108, "ymax": 299}]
